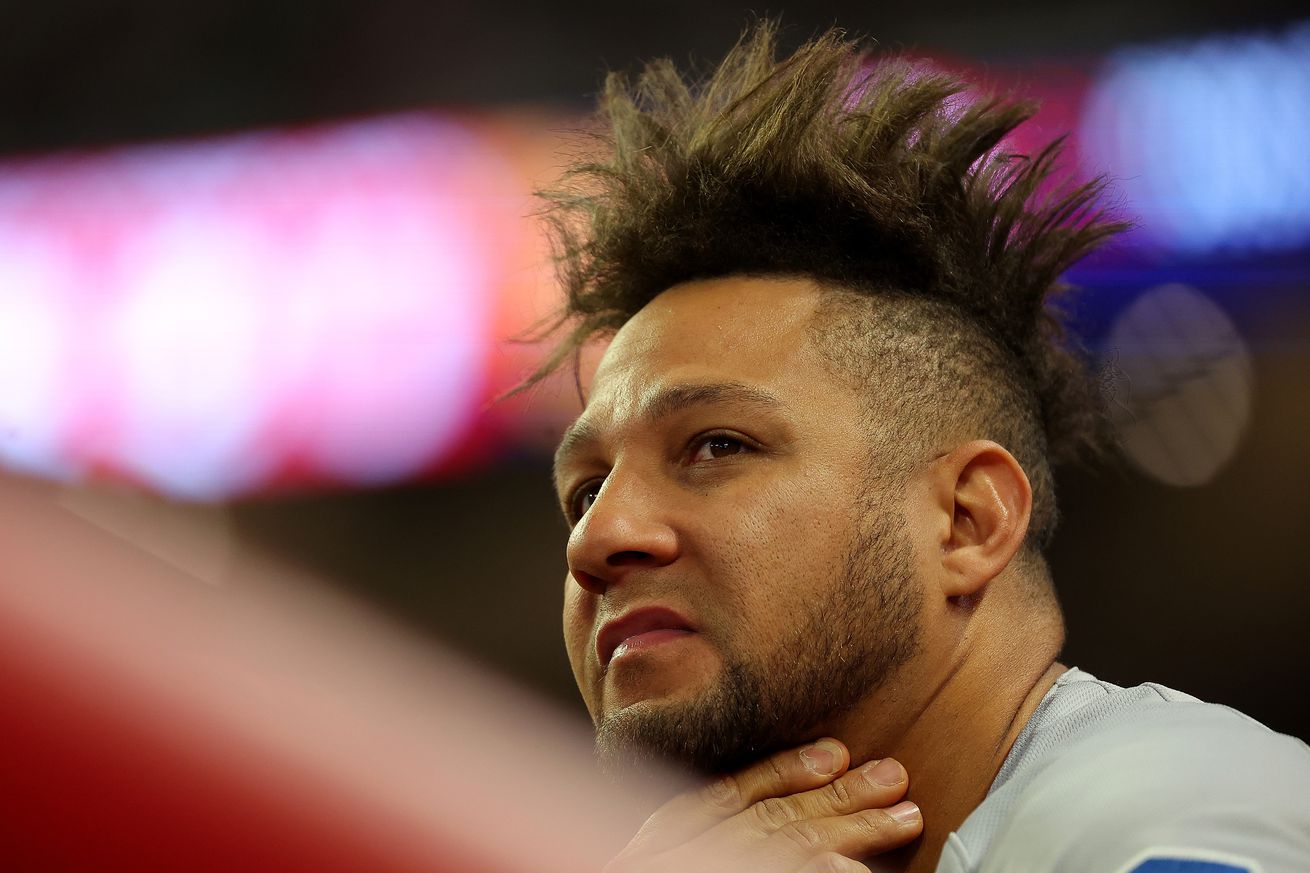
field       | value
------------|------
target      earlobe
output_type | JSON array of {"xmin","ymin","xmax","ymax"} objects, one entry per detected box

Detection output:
[{"xmin": 937, "ymin": 441, "xmax": 1032, "ymax": 598}]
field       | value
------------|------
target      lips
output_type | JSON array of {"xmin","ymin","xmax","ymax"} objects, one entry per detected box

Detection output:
[{"xmin": 597, "ymin": 607, "xmax": 696, "ymax": 667}]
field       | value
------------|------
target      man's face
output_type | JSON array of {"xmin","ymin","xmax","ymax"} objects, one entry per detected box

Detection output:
[{"xmin": 553, "ymin": 276, "xmax": 923, "ymax": 778}]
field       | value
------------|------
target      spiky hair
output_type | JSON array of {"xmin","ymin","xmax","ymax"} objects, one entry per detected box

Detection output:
[{"xmin": 529, "ymin": 22, "xmax": 1125, "ymax": 548}]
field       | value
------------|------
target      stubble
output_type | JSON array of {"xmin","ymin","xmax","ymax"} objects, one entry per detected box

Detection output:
[{"xmin": 594, "ymin": 496, "xmax": 921, "ymax": 781}]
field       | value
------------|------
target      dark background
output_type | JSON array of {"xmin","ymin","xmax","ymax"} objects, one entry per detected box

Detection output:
[
  {"xmin": 5, "ymin": 0, "xmax": 1308, "ymax": 152},
  {"xmin": 8, "ymin": 1, "xmax": 1308, "ymax": 739}
]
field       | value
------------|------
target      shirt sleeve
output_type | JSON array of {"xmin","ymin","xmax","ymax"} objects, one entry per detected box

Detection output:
[{"xmin": 976, "ymin": 704, "xmax": 1310, "ymax": 873}]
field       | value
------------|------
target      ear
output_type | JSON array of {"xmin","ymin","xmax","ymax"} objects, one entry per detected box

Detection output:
[{"xmin": 926, "ymin": 440, "xmax": 1033, "ymax": 599}]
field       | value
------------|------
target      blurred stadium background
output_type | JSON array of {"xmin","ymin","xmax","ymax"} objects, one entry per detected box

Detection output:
[{"xmin": 2, "ymin": 0, "xmax": 1308, "ymax": 777}]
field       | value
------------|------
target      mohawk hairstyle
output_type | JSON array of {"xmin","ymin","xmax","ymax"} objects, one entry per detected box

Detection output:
[{"xmin": 528, "ymin": 22, "xmax": 1125, "ymax": 549}]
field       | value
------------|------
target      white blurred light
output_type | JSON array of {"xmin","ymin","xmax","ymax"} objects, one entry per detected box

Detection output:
[
  {"xmin": 265, "ymin": 119, "xmax": 493, "ymax": 486},
  {"xmin": 0, "ymin": 115, "xmax": 501, "ymax": 497},
  {"xmin": 1081, "ymin": 22, "xmax": 1310, "ymax": 254},
  {"xmin": 0, "ymin": 234, "xmax": 76, "ymax": 478},
  {"xmin": 109, "ymin": 210, "xmax": 273, "ymax": 500}
]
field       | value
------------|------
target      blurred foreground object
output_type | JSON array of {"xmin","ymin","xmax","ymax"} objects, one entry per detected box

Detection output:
[{"xmin": 0, "ymin": 473, "xmax": 683, "ymax": 872}]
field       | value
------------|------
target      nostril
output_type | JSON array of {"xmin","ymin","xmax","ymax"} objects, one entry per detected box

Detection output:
[
  {"xmin": 606, "ymin": 549, "xmax": 654, "ymax": 567},
  {"xmin": 570, "ymin": 568, "xmax": 607, "ymax": 595}
]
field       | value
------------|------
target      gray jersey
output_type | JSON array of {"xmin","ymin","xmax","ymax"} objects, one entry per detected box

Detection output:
[{"xmin": 936, "ymin": 668, "xmax": 1310, "ymax": 873}]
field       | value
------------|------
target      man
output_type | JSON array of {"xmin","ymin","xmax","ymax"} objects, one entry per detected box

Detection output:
[{"xmin": 531, "ymin": 23, "xmax": 1310, "ymax": 873}]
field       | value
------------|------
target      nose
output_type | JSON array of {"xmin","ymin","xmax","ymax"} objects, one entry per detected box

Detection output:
[{"xmin": 566, "ymin": 468, "xmax": 679, "ymax": 595}]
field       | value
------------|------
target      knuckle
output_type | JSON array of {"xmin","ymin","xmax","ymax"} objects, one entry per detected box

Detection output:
[
  {"xmin": 764, "ymin": 753, "xmax": 792, "ymax": 788},
  {"xmin": 824, "ymin": 776, "xmax": 854, "ymax": 811},
  {"xmin": 751, "ymin": 796, "xmax": 796, "ymax": 830},
  {"xmin": 855, "ymin": 807, "xmax": 901, "ymax": 838},
  {"xmin": 699, "ymin": 774, "xmax": 743, "ymax": 811},
  {"xmin": 775, "ymin": 819, "xmax": 826, "ymax": 852}
]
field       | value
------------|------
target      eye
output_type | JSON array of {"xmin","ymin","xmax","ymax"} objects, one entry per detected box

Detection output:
[
  {"xmin": 690, "ymin": 433, "xmax": 752, "ymax": 462},
  {"xmin": 567, "ymin": 479, "xmax": 603, "ymax": 523}
]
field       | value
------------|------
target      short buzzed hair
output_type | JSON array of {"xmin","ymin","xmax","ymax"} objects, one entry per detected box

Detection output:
[{"xmin": 528, "ymin": 21, "xmax": 1125, "ymax": 549}]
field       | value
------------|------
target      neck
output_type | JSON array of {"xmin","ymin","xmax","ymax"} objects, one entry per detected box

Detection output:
[{"xmin": 836, "ymin": 651, "xmax": 1066, "ymax": 873}]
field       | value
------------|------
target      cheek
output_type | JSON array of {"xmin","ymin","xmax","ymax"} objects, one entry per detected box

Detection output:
[
  {"xmin": 561, "ymin": 580, "xmax": 597, "ymax": 699},
  {"xmin": 694, "ymin": 474, "xmax": 856, "ymax": 637}
]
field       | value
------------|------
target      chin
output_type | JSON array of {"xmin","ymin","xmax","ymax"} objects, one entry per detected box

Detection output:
[
  {"xmin": 599, "ymin": 671, "xmax": 714, "ymax": 718},
  {"xmin": 599, "ymin": 642, "xmax": 720, "ymax": 710}
]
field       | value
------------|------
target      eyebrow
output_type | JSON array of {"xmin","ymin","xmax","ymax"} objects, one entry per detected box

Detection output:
[{"xmin": 551, "ymin": 381, "xmax": 785, "ymax": 489}]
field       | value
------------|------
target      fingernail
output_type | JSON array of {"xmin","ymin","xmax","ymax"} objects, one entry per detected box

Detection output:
[
  {"xmin": 888, "ymin": 801, "xmax": 920, "ymax": 824},
  {"xmin": 800, "ymin": 740, "xmax": 842, "ymax": 776},
  {"xmin": 864, "ymin": 758, "xmax": 904, "ymax": 787}
]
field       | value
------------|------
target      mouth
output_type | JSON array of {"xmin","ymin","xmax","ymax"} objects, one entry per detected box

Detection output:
[{"xmin": 597, "ymin": 607, "xmax": 696, "ymax": 668}]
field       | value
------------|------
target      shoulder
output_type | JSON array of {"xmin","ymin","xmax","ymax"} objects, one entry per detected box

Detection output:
[{"xmin": 978, "ymin": 693, "xmax": 1310, "ymax": 873}]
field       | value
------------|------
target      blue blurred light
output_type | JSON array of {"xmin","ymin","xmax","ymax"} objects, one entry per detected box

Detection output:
[{"xmin": 1080, "ymin": 22, "xmax": 1310, "ymax": 255}]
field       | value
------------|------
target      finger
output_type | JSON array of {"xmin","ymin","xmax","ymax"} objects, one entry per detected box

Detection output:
[
  {"xmin": 754, "ymin": 757, "xmax": 908, "ymax": 828},
  {"xmin": 766, "ymin": 801, "xmax": 922, "ymax": 863},
  {"xmin": 799, "ymin": 852, "xmax": 870, "ymax": 873},
  {"xmin": 637, "ymin": 739, "xmax": 850, "ymax": 851}
]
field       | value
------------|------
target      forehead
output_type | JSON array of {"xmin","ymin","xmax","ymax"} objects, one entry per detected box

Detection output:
[{"xmin": 585, "ymin": 275, "xmax": 831, "ymax": 415}]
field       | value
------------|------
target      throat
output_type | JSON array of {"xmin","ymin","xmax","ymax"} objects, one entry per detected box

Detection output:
[{"xmin": 838, "ymin": 659, "xmax": 1066, "ymax": 873}]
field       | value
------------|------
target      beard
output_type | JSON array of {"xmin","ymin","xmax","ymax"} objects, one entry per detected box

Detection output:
[{"xmin": 594, "ymin": 497, "xmax": 921, "ymax": 781}]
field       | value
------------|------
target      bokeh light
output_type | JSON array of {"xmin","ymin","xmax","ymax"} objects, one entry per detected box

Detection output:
[
  {"xmin": 1080, "ymin": 22, "xmax": 1310, "ymax": 254},
  {"xmin": 1101, "ymin": 284, "xmax": 1254, "ymax": 487},
  {"xmin": 0, "ymin": 115, "xmax": 519, "ymax": 498}
]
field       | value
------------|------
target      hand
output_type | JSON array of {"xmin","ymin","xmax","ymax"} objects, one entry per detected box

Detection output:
[{"xmin": 604, "ymin": 739, "xmax": 922, "ymax": 873}]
